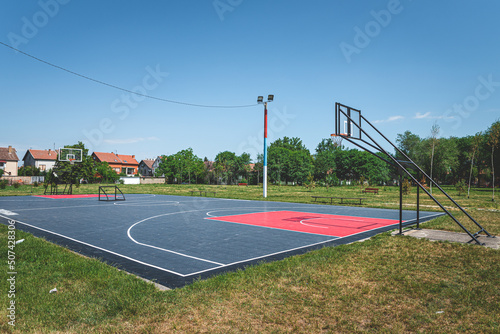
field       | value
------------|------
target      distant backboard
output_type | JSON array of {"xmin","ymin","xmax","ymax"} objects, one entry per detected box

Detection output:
[
  {"xmin": 334, "ymin": 102, "xmax": 362, "ymax": 140},
  {"xmin": 59, "ymin": 148, "xmax": 83, "ymax": 162}
]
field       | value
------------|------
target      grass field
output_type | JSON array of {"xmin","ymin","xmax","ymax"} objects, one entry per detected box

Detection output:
[{"xmin": 0, "ymin": 183, "xmax": 499, "ymax": 333}]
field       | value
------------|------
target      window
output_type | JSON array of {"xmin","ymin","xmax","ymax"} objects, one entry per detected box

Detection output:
[
  {"xmin": 39, "ymin": 164, "xmax": 46, "ymax": 171},
  {"xmin": 0, "ymin": 162, "xmax": 4, "ymax": 170}
]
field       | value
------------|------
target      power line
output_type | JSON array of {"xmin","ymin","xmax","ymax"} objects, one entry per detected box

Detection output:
[{"xmin": 0, "ymin": 41, "xmax": 258, "ymax": 109}]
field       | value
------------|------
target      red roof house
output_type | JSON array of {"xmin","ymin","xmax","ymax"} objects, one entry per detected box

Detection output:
[
  {"xmin": 22, "ymin": 149, "xmax": 58, "ymax": 171},
  {"xmin": 92, "ymin": 152, "xmax": 139, "ymax": 175}
]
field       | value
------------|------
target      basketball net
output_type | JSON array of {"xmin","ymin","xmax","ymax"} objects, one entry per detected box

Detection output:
[{"xmin": 331, "ymin": 134, "xmax": 344, "ymax": 148}]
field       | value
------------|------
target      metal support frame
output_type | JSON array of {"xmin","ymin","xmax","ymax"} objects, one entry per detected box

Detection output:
[{"xmin": 334, "ymin": 102, "xmax": 494, "ymax": 245}]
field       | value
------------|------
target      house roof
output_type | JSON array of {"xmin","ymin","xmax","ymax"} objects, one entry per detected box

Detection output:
[
  {"xmin": 117, "ymin": 154, "xmax": 139, "ymax": 165},
  {"xmin": 92, "ymin": 152, "xmax": 138, "ymax": 165},
  {"xmin": 140, "ymin": 159, "xmax": 155, "ymax": 169},
  {"xmin": 0, "ymin": 147, "xmax": 19, "ymax": 162},
  {"xmin": 23, "ymin": 149, "xmax": 58, "ymax": 161}
]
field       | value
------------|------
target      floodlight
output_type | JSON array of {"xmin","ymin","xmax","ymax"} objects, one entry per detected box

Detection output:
[
  {"xmin": 267, "ymin": 95, "xmax": 274, "ymax": 102},
  {"xmin": 257, "ymin": 96, "xmax": 264, "ymax": 103}
]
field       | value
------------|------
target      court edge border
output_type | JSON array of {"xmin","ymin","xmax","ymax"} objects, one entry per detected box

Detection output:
[{"xmin": 0, "ymin": 212, "xmax": 444, "ymax": 289}]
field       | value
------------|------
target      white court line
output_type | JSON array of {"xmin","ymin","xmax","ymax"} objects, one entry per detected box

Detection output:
[
  {"xmin": 1, "ymin": 206, "xmax": 445, "ymax": 279},
  {"xmin": 6, "ymin": 204, "xmax": 109, "ymax": 212},
  {"xmin": 192, "ymin": 209, "xmax": 440, "ymax": 276},
  {"xmin": 0, "ymin": 214, "xmax": 188, "ymax": 277},
  {"xmin": 114, "ymin": 201, "xmax": 180, "ymax": 207},
  {"xmin": 299, "ymin": 218, "xmax": 329, "ymax": 229},
  {"xmin": 127, "ymin": 210, "xmax": 225, "ymax": 266}
]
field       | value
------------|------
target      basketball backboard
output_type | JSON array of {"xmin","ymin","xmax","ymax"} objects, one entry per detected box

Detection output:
[
  {"xmin": 59, "ymin": 148, "xmax": 83, "ymax": 162},
  {"xmin": 334, "ymin": 102, "xmax": 362, "ymax": 140}
]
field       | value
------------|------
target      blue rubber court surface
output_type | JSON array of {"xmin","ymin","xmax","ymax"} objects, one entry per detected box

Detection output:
[{"xmin": 0, "ymin": 194, "xmax": 443, "ymax": 288}]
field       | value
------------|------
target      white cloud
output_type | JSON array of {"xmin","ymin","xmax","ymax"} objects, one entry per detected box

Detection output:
[
  {"xmin": 372, "ymin": 115, "xmax": 404, "ymax": 124},
  {"xmin": 414, "ymin": 112, "xmax": 431, "ymax": 119},
  {"xmin": 103, "ymin": 137, "xmax": 159, "ymax": 145},
  {"xmin": 414, "ymin": 111, "xmax": 450, "ymax": 120}
]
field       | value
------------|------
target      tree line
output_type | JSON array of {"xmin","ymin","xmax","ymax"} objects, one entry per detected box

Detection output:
[
  {"xmin": 18, "ymin": 120, "xmax": 498, "ymax": 189},
  {"xmin": 156, "ymin": 120, "xmax": 500, "ymax": 188},
  {"xmin": 396, "ymin": 120, "xmax": 500, "ymax": 188}
]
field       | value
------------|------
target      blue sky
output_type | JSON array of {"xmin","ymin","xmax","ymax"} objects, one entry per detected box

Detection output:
[{"xmin": 2, "ymin": 1, "xmax": 499, "ymax": 164}]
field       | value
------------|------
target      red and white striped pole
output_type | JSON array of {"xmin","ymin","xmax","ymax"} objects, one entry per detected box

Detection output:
[{"xmin": 258, "ymin": 95, "xmax": 273, "ymax": 198}]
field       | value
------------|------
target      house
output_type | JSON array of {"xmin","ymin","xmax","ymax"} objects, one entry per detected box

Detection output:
[
  {"xmin": 139, "ymin": 159, "xmax": 154, "ymax": 176},
  {"xmin": 139, "ymin": 156, "xmax": 163, "ymax": 177},
  {"xmin": 22, "ymin": 149, "xmax": 58, "ymax": 171},
  {"xmin": 0, "ymin": 146, "xmax": 19, "ymax": 176},
  {"xmin": 92, "ymin": 152, "xmax": 139, "ymax": 175}
]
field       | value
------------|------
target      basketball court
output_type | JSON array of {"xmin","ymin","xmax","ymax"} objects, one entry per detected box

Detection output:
[{"xmin": 0, "ymin": 194, "xmax": 443, "ymax": 288}]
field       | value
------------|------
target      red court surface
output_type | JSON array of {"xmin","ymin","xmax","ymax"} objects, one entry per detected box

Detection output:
[
  {"xmin": 207, "ymin": 210, "xmax": 400, "ymax": 237},
  {"xmin": 34, "ymin": 194, "xmax": 99, "ymax": 199}
]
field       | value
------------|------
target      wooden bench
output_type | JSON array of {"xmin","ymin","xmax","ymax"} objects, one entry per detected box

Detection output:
[
  {"xmin": 189, "ymin": 191, "xmax": 217, "ymax": 197},
  {"xmin": 362, "ymin": 187, "xmax": 379, "ymax": 194},
  {"xmin": 311, "ymin": 196, "xmax": 363, "ymax": 205}
]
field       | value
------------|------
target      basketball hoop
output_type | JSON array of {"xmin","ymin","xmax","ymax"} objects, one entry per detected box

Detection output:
[
  {"xmin": 331, "ymin": 134, "xmax": 346, "ymax": 148},
  {"xmin": 69, "ymin": 158, "xmax": 75, "ymax": 165}
]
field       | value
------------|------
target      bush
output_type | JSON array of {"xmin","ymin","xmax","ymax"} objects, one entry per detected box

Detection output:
[
  {"xmin": 325, "ymin": 174, "xmax": 339, "ymax": 187},
  {"xmin": 0, "ymin": 180, "xmax": 8, "ymax": 189},
  {"xmin": 455, "ymin": 179, "xmax": 466, "ymax": 196},
  {"xmin": 402, "ymin": 178, "xmax": 411, "ymax": 195},
  {"xmin": 13, "ymin": 182, "xmax": 20, "ymax": 189}
]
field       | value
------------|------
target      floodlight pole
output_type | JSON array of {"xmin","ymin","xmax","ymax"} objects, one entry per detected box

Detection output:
[
  {"xmin": 263, "ymin": 101, "xmax": 268, "ymax": 198},
  {"xmin": 258, "ymin": 95, "xmax": 274, "ymax": 198}
]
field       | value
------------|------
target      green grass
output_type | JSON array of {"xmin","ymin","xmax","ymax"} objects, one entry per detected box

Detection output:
[{"xmin": 0, "ymin": 183, "xmax": 499, "ymax": 333}]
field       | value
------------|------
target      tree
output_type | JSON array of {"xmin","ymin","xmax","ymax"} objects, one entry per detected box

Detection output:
[
  {"xmin": 157, "ymin": 148, "xmax": 205, "ymax": 184},
  {"xmin": 395, "ymin": 131, "xmax": 422, "ymax": 161},
  {"xmin": 467, "ymin": 132, "xmax": 482, "ymax": 198},
  {"xmin": 18, "ymin": 166, "xmax": 43, "ymax": 176},
  {"xmin": 487, "ymin": 121, "xmax": 500, "ymax": 201},
  {"xmin": 268, "ymin": 137, "xmax": 313, "ymax": 185},
  {"xmin": 250, "ymin": 153, "xmax": 264, "ymax": 185},
  {"xmin": 314, "ymin": 138, "xmax": 338, "ymax": 184},
  {"xmin": 94, "ymin": 161, "xmax": 120, "ymax": 183},
  {"xmin": 50, "ymin": 142, "xmax": 93, "ymax": 184},
  {"xmin": 429, "ymin": 122, "xmax": 440, "ymax": 194},
  {"xmin": 213, "ymin": 151, "xmax": 251, "ymax": 185}
]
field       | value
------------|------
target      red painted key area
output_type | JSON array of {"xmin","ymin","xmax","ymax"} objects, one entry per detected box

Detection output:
[{"xmin": 207, "ymin": 210, "xmax": 400, "ymax": 237}]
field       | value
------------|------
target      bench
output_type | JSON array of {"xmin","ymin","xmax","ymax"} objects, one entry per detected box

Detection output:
[
  {"xmin": 189, "ymin": 191, "xmax": 217, "ymax": 197},
  {"xmin": 311, "ymin": 196, "xmax": 363, "ymax": 205},
  {"xmin": 362, "ymin": 187, "xmax": 379, "ymax": 194}
]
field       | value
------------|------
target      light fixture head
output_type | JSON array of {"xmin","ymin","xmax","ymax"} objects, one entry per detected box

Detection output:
[
  {"xmin": 267, "ymin": 94, "xmax": 274, "ymax": 102},
  {"xmin": 257, "ymin": 96, "xmax": 264, "ymax": 103}
]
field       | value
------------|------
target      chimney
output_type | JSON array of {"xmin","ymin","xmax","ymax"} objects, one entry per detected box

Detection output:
[
  {"xmin": 132, "ymin": 155, "xmax": 135, "ymax": 159},
  {"xmin": 48, "ymin": 149, "xmax": 51, "ymax": 156},
  {"xmin": 8, "ymin": 146, "xmax": 12, "ymax": 154}
]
